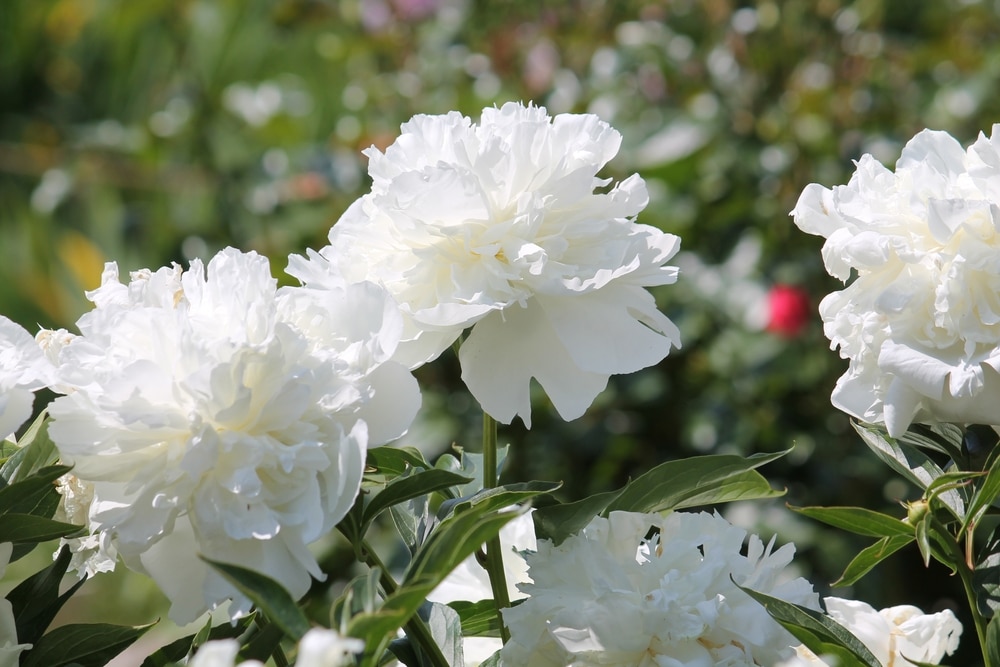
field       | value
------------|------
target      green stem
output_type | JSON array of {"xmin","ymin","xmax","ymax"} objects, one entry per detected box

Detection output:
[
  {"xmin": 482, "ymin": 412, "xmax": 512, "ymax": 644},
  {"xmin": 360, "ymin": 540, "xmax": 450, "ymax": 667},
  {"xmin": 957, "ymin": 557, "xmax": 991, "ymax": 666}
]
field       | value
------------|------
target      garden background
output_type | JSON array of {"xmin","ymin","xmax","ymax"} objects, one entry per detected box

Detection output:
[{"xmin": 1, "ymin": 0, "xmax": 998, "ymax": 663}]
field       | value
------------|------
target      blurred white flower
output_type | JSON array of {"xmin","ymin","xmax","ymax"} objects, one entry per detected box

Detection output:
[
  {"xmin": 289, "ymin": 102, "xmax": 681, "ymax": 427},
  {"xmin": 45, "ymin": 248, "xmax": 419, "ymax": 623},
  {"xmin": 775, "ymin": 597, "xmax": 962, "ymax": 666},
  {"xmin": 188, "ymin": 629, "xmax": 361, "ymax": 667},
  {"xmin": 0, "ymin": 543, "xmax": 32, "ymax": 667},
  {"xmin": 500, "ymin": 510, "xmax": 818, "ymax": 666},
  {"xmin": 428, "ymin": 509, "xmax": 536, "ymax": 666},
  {"xmin": 0, "ymin": 315, "xmax": 53, "ymax": 441},
  {"xmin": 793, "ymin": 125, "xmax": 1000, "ymax": 436}
]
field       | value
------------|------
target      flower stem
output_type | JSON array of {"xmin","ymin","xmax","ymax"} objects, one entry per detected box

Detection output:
[
  {"xmin": 360, "ymin": 540, "xmax": 450, "ymax": 667},
  {"xmin": 482, "ymin": 411, "xmax": 512, "ymax": 644},
  {"xmin": 957, "ymin": 555, "xmax": 991, "ymax": 666}
]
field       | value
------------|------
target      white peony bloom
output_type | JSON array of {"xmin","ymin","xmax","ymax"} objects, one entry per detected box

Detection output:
[
  {"xmin": 188, "ymin": 629, "xmax": 362, "ymax": 667},
  {"xmin": 0, "ymin": 315, "xmax": 53, "ymax": 441},
  {"xmin": 0, "ymin": 543, "xmax": 32, "ymax": 667},
  {"xmin": 500, "ymin": 510, "xmax": 818, "ymax": 666},
  {"xmin": 793, "ymin": 125, "xmax": 1000, "ymax": 436},
  {"xmin": 45, "ymin": 248, "xmax": 420, "ymax": 623},
  {"xmin": 289, "ymin": 102, "xmax": 681, "ymax": 427},
  {"xmin": 428, "ymin": 510, "xmax": 537, "ymax": 666},
  {"xmin": 775, "ymin": 597, "xmax": 962, "ymax": 667}
]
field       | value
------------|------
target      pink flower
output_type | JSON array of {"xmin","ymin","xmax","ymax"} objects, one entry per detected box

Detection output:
[{"xmin": 766, "ymin": 284, "xmax": 811, "ymax": 337}]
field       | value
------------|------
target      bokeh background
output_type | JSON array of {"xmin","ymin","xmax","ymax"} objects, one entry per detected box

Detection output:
[{"xmin": 2, "ymin": 0, "xmax": 998, "ymax": 663}]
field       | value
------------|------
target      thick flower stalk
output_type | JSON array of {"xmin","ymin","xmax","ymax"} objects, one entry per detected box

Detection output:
[
  {"xmin": 500, "ymin": 510, "xmax": 818, "ymax": 666},
  {"xmin": 776, "ymin": 597, "xmax": 962, "ymax": 666},
  {"xmin": 289, "ymin": 102, "xmax": 681, "ymax": 426},
  {"xmin": 44, "ymin": 248, "xmax": 419, "ymax": 623},
  {"xmin": 793, "ymin": 125, "xmax": 1000, "ymax": 436},
  {"xmin": 0, "ymin": 315, "xmax": 54, "ymax": 441}
]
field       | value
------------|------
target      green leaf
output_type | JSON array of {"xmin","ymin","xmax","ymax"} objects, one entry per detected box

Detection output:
[
  {"xmin": 974, "ymin": 525, "xmax": 1000, "ymax": 617},
  {"xmin": 331, "ymin": 568, "xmax": 383, "ymax": 633},
  {"xmin": 239, "ymin": 620, "xmax": 286, "ymax": 664},
  {"xmin": 448, "ymin": 599, "xmax": 503, "ymax": 638},
  {"xmin": 791, "ymin": 505, "xmax": 912, "ymax": 538},
  {"xmin": 914, "ymin": 514, "xmax": 933, "ymax": 568},
  {"xmin": 139, "ymin": 615, "xmax": 255, "ymax": 667},
  {"xmin": 606, "ymin": 450, "xmax": 787, "ymax": 515},
  {"xmin": 0, "ymin": 415, "xmax": 58, "ymax": 486},
  {"xmin": 435, "ymin": 446, "xmax": 509, "ymax": 499},
  {"xmin": 900, "ymin": 422, "xmax": 966, "ymax": 463},
  {"xmin": 738, "ymin": 584, "xmax": 881, "ymax": 667},
  {"xmin": 532, "ymin": 489, "xmax": 623, "ymax": 545},
  {"xmin": 365, "ymin": 447, "xmax": 432, "ymax": 482},
  {"xmin": 854, "ymin": 423, "xmax": 965, "ymax": 519},
  {"xmin": 389, "ymin": 496, "xmax": 431, "ymax": 556},
  {"xmin": 9, "ymin": 545, "xmax": 86, "ymax": 646},
  {"xmin": 0, "ymin": 464, "xmax": 72, "ymax": 517},
  {"xmin": 363, "ymin": 468, "xmax": 474, "ymax": 529},
  {"xmin": 201, "ymin": 557, "xmax": 310, "ymax": 640},
  {"xmin": 404, "ymin": 602, "xmax": 464, "ymax": 667},
  {"xmin": 834, "ymin": 534, "xmax": 915, "ymax": 587},
  {"xmin": 962, "ymin": 450, "xmax": 1000, "ymax": 535},
  {"xmin": 443, "ymin": 481, "xmax": 561, "ymax": 520},
  {"xmin": 987, "ymin": 615, "xmax": 1000, "ymax": 667},
  {"xmin": 0, "ymin": 513, "xmax": 83, "ymax": 543},
  {"xmin": 22, "ymin": 622, "xmax": 155, "ymax": 667}
]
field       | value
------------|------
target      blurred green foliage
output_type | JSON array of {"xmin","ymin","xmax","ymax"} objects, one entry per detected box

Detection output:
[{"xmin": 4, "ymin": 0, "xmax": 1000, "ymax": 662}]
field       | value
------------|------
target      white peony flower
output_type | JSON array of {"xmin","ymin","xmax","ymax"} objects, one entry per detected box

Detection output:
[
  {"xmin": 775, "ymin": 597, "xmax": 962, "ymax": 667},
  {"xmin": 45, "ymin": 248, "xmax": 420, "ymax": 623},
  {"xmin": 288, "ymin": 102, "xmax": 681, "ymax": 427},
  {"xmin": 793, "ymin": 125, "xmax": 1000, "ymax": 436},
  {"xmin": 500, "ymin": 510, "xmax": 818, "ymax": 666},
  {"xmin": 0, "ymin": 315, "xmax": 53, "ymax": 441},
  {"xmin": 428, "ymin": 509, "xmax": 537, "ymax": 666},
  {"xmin": 188, "ymin": 629, "xmax": 362, "ymax": 667},
  {"xmin": 0, "ymin": 543, "xmax": 32, "ymax": 667}
]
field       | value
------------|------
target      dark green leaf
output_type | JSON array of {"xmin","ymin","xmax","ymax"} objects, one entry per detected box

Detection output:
[
  {"xmin": 834, "ymin": 535, "xmax": 915, "ymax": 587},
  {"xmin": 239, "ymin": 620, "xmax": 286, "ymax": 664},
  {"xmin": 443, "ymin": 481, "xmax": 561, "ymax": 521},
  {"xmin": 448, "ymin": 599, "xmax": 503, "ymax": 637},
  {"xmin": 365, "ymin": 447, "xmax": 432, "ymax": 481},
  {"xmin": 139, "ymin": 615, "xmax": 255, "ymax": 667},
  {"xmin": 363, "ymin": 468, "xmax": 474, "ymax": 529},
  {"xmin": 900, "ymin": 423, "xmax": 966, "ymax": 463},
  {"xmin": 331, "ymin": 568, "xmax": 383, "ymax": 633},
  {"xmin": 962, "ymin": 450, "xmax": 1000, "ymax": 535},
  {"xmin": 0, "ymin": 513, "xmax": 83, "ymax": 543},
  {"xmin": 435, "ymin": 446, "xmax": 509, "ymax": 500},
  {"xmin": 9, "ymin": 545, "xmax": 85, "ymax": 646},
  {"xmin": 606, "ymin": 450, "xmax": 787, "ymax": 515},
  {"xmin": 974, "ymin": 525, "xmax": 1000, "ymax": 617},
  {"xmin": 0, "ymin": 464, "xmax": 72, "ymax": 517},
  {"xmin": 791, "ymin": 505, "xmax": 912, "ymax": 538},
  {"xmin": 202, "ymin": 557, "xmax": 310, "ymax": 640},
  {"xmin": 532, "ymin": 489, "xmax": 623, "ymax": 545},
  {"xmin": 738, "ymin": 584, "xmax": 881, "ymax": 667},
  {"xmin": 22, "ymin": 622, "xmax": 154, "ymax": 667},
  {"xmin": 987, "ymin": 615, "xmax": 1000, "ymax": 667},
  {"xmin": 0, "ymin": 416, "xmax": 58, "ymax": 486},
  {"xmin": 854, "ymin": 423, "xmax": 965, "ymax": 519},
  {"xmin": 915, "ymin": 514, "xmax": 932, "ymax": 568},
  {"xmin": 389, "ymin": 496, "xmax": 432, "ymax": 556}
]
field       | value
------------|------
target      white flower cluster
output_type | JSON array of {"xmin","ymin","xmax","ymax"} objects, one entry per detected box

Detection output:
[
  {"xmin": 290, "ymin": 101, "xmax": 681, "ymax": 426},
  {"xmin": 500, "ymin": 510, "xmax": 818, "ymax": 666},
  {"xmin": 793, "ymin": 126, "xmax": 1000, "ymax": 435},
  {"xmin": 777, "ymin": 597, "xmax": 961, "ymax": 667},
  {"xmin": 188, "ymin": 628, "xmax": 363, "ymax": 667},
  {"xmin": 43, "ymin": 248, "xmax": 419, "ymax": 622}
]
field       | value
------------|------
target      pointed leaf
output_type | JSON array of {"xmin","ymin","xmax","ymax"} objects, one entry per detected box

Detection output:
[
  {"xmin": 606, "ymin": 450, "xmax": 788, "ymax": 515},
  {"xmin": 0, "ymin": 416, "xmax": 57, "ymax": 486},
  {"xmin": 363, "ymin": 468, "xmax": 473, "ymax": 529},
  {"xmin": 0, "ymin": 464, "xmax": 72, "ymax": 517},
  {"xmin": 442, "ymin": 481, "xmax": 561, "ymax": 521},
  {"xmin": 738, "ymin": 584, "xmax": 881, "ymax": 667},
  {"xmin": 974, "ymin": 525, "xmax": 1000, "ymax": 617},
  {"xmin": 139, "ymin": 615, "xmax": 255, "ymax": 667},
  {"xmin": 22, "ymin": 622, "xmax": 155, "ymax": 667},
  {"xmin": 854, "ymin": 423, "xmax": 965, "ymax": 519},
  {"xmin": 962, "ymin": 450, "xmax": 1000, "ymax": 535},
  {"xmin": 448, "ymin": 599, "xmax": 503, "ymax": 638},
  {"xmin": 791, "ymin": 505, "xmax": 912, "ymax": 538},
  {"xmin": 987, "ymin": 615, "xmax": 1000, "ymax": 667},
  {"xmin": 0, "ymin": 513, "xmax": 83, "ymax": 543},
  {"xmin": 834, "ymin": 534, "xmax": 915, "ymax": 587},
  {"xmin": 9, "ymin": 545, "xmax": 86, "ymax": 645},
  {"xmin": 365, "ymin": 447, "xmax": 432, "ymax": 481},
  {"xmin": 201, "ymin": 557, "xmax": 310, "ymax": 640},
  {"xmin": 533, "ymin": 489, "xmax": 623, "ymax": 545}
]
